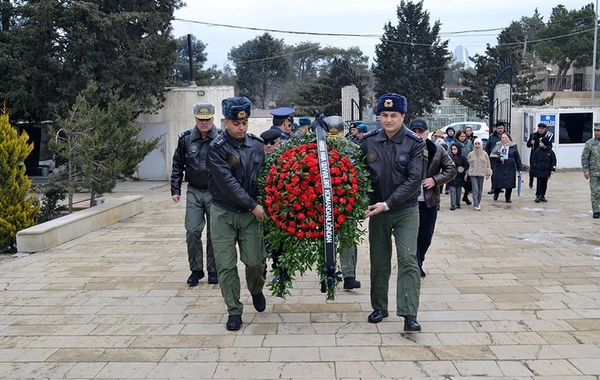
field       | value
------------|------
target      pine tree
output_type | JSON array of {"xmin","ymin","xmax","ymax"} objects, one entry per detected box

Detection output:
[
  {"xmin": 0, "ymin": 106, "xmax": 39, "ymax": 251},
  {"xmin": 372, "ymin": 0, "xmax": 450, "ymax": 118}
]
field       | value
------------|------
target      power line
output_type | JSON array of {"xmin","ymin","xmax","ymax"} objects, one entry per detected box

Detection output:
[{"xmin": 175, "ymin": 17, "xmax": 596, "ymax": 66}]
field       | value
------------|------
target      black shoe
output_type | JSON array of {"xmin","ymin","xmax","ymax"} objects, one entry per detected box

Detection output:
[
  {"xmin": 462, "ymin": 194, "xmax": 472, "ymax": 206},
  {"xmin": 403, "ymin": 315, "xmax": 421, "ymax": 332},
  {"xmin": 535, "ymin": 196, "xmax": 541, "ymax": 203},
  {"xmin": 420, "ymin": 271, "xmax": 426, "ymax": 279},
  {"xmin": 594, "ymin": 212, "xmax": 600, "ymax": 219},
  {"xmin": 506, "ymin": 199, "xmax": 512, "ymax": 203},
  {"xmin": 208, "ymin": 272, "xmax": 218, "ymax": 284},
  {"xmin": 368, "ymin": 309, "xmax": 389, "ymax": 323},
  {"xmin": 493, "ymin": 194, "xmax": 498, "ymax": 201},
  {"xmin": 529, "ymin": 183, "xmax": 534, "ymax": 189},
  {"xmin": 226, "ymin": 315, "xmax": 242, "ymax": 331},
  {"xmin": 487, "ymin": 189, "xmax": 495, "ymax": 194},
  {"xmin": 450, "ymin": 206, "xmax": 456, "ymax": 211},
  {"xmin": 187, "ymin": 270, "xmax": 204, "ymax": 286},
  {"xmin": 343, "ymin": 277, "xmax": 361, "ymax": 290},
  {"xmin": 456, "ymin": 204, "xmax": 461, "ymax": 209},
  {"xmin": 251, "ymin": 292, "xmax": 266, "ymax": 312},
  {"xmin": 540, "ymin": 196, "xmax": 547, "ymax": 203}
]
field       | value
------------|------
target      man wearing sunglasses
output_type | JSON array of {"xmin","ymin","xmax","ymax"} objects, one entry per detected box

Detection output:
[{"xmin": 260, "ymin": 129, "xmax": 282, "ymax": 155}]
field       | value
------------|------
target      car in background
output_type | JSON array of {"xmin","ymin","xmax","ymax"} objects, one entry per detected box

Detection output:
[{"xmin": 430, "ymin": 121, "xmax": 489, "ymax": 144}]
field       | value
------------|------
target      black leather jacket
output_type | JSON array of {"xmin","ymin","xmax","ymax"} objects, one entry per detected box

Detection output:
[
  {"xmin": 207, "ymin": 130, "xmax": 266, "ymax": 213},
  {"xmin": 171, "ymin": 125, "xmax": 219, "ymax": 196},
  {"xmin": 360, "ymin": 126, "xmax": 427, "ymax": 211}
]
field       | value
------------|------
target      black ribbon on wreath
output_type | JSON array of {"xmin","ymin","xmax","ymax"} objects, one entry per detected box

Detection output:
[{"xmin": 313, "ymin": 112, "xmax": 342, "ymax": 299}]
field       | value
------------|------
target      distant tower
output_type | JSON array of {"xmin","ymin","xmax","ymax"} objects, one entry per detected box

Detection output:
[{"xmin": 454, "ymin": 45, "xmax": 470, "ymax": 69}]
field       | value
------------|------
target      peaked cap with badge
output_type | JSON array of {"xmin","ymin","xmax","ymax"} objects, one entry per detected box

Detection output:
[{"xmin": 193, "ymin": 103, "xmax": 215, "ymax": 120}]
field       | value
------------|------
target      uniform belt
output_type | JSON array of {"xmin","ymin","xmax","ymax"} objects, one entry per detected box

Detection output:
[
  {"xmin": 213, "ymin": 200, "xmax": 250, "ymax": 214},
  {"xmin": 189, "ymin": 184, "xmax": 208, "ymax": 192}
]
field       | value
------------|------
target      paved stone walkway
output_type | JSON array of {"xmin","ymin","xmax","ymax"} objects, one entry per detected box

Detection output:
[{"xmin": 1, "ymin": 171, "xmax": 599, "ymax": 379}]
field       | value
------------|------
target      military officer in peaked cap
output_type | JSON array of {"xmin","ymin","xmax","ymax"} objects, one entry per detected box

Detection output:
[
  {"xmin": 269, "ymin": 107, "xmax": 294, "ymax": 141},
  {"xmin": 171, "ymin": 103, "xmax": 220, "ymax": 286},
  {"xmin": 361, "ymin": 93, "xmax": 427, "ymax": 332},
  {"xmin": 207, "ymin": 97, "xmax": 269, "ymax": 331}
]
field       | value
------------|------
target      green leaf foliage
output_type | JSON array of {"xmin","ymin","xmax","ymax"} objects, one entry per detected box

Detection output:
[
  {"xmin": 535, "ymin": 4, "xmax": 597, "ymax": 81},
  {"xmin": 0, "ymin": 109, "xmax": 39, "ymax": 249},
  {"xmin": 50, "ymin": 83, "xmax": 159, "ymax": 205},
  {"xmin": 229, "ymin": 33, "xmax": 290, "ymax": 108},
  {"xmin": 372, "ymin": 0, "xmax": 451, "ymax": 118},
  {"xmin": 0, "ymin": 0, "xmax": 183, "ymax": 122}
]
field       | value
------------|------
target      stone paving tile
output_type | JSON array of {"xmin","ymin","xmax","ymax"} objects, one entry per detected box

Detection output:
[{"xmin": 2, "ymin": 173, "xmax": 600, "ymax": 379}]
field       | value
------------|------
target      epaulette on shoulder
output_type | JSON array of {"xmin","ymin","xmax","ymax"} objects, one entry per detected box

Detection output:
[
  {"xmin": 178, "ymin": 129, "xmax": 192, "ymax": 139},
  {"xmin": 406, "ymin": 130, "xmax": 423, "ymax": 143},
  {"xmin": 362, "ymin": 129, "xmax": 379, "ymax": 139},
  {"xmin": 247, "ymin": 133, "xmax": 264, "ymax": 143},
  {"xmin": 212, "ymin": 135, "xmax": 226, "ymax": 147}
]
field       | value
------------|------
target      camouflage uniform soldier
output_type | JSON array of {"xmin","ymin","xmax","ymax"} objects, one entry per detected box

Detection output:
[
  {"xmin": 581, "ymin": 123, "xmax": 600, "ymax": 219},
  {"xmin": 207, "ymin": 97, "xmax": 268, "ymax": 331},
  {"xmin": 171, "ymin": 103, "xmax": 219, "ymax": 286}
]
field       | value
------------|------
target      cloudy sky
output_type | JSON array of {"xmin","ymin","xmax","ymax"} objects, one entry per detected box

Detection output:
[{"xmin": 172, "ymin": 0, "xmax": 592, "ymax": 69}]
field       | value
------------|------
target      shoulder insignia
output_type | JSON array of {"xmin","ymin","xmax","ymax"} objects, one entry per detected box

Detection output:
[
  {"xmin": 362, "ymin": 129, "xmax": 379, "ymax": 139},
  {"xmin": 178, "ymin": 129, "xmax": 192, "ymax": 139},
  {"xmin": 406, "ymin": 130, "xmax": 423, "ymax": 142},
  {"xmin": 213, "ymin": 136, "xmax": 226, "ymax": 147},
  {"xmin": 247, "ymin": 133, "xmax": 264, "ymax": 143}
]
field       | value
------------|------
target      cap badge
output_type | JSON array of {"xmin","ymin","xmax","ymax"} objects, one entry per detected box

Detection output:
[
  {"xmin": 237, "ymin": 110, "xmax": 247, "ymax": 119},
  {"xmin": 384, "ymin": 99, "xmax": 393, "ymax": 108}
]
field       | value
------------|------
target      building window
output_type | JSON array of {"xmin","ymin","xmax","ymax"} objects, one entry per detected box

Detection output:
[{"xmin": 558, "ymin": 112, "xmax": 593, "ymax": 144}]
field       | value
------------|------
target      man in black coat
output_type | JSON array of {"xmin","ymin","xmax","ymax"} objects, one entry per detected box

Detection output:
[
  {"xmin": 527, "ymin": 122, "xmax": 554, "ymax": 189},
  {"xmin": 485, "ymin": 121, "xmax": 505, "ymax": 194}
]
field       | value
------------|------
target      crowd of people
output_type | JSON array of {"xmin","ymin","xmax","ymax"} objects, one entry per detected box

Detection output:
[{"xmin": 170, "ymin": 93, "xmax": 592, "ymax": 333}]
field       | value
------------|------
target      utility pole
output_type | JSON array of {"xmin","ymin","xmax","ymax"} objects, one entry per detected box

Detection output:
[{"xmin": 592, "ymin": 0, "xmax": 598, "ymax": 105}]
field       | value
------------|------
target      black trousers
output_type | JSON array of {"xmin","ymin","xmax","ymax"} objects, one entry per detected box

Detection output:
[
  {"xmin": 417, "ymin": 201, "xmax": 438, "ymax": 276},
  {"xmin": 536, "ymin": 177, "xmax": 548, "ymax": 197},
  {"xmin": 494, "ymin": 188, "xmax": 513, "ymax": 201}
]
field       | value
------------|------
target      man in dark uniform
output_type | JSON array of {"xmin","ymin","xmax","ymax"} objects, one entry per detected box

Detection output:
[
  {"xmin": 486, "ymin": 121, "xmax": 505, "ymax": 194},
  {"xmin": 361, "ymin": 93, "xmax": 426, "ymax": 332},
  {"xmin": 527, "ymin": 122, "xmax": 554, "ymax": 189},
  {"xmin": 269, "ymin": 107, "xmax": 294, "ymax": 141},
  {"xmin": 409, "ymin": 118, "xmax": 456, "ymax": 279},
  {"xmin": 207, "ymin": 97, "xmax": 268, "ymax": 331},
  {"xmin": 171, "ymin": 103, "xmax": 220, "ymax": 286}
]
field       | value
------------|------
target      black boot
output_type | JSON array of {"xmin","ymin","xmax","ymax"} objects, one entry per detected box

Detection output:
[
  {"xmin": 534, "ymin": 196, "xmax": 541, "ymax": 203},
  {"xmin": 343, "ymin": 277, "xmax": 361, "ymax": 290},
  {"xmin": 462, "ymin": 193, "xmax": 471, "ymax": 205},
  {"xmin": 540, "ymin": 196, "xmax": 547, "ymax": 202},
  {"xmin": 403, "ymin": 315, "xmax": 422, "ymax": 332}
]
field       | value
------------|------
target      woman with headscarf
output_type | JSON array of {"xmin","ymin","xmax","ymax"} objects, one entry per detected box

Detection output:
[{"xmin": 467, "ymin": 138, "xmax": 492, "ymax": 211}]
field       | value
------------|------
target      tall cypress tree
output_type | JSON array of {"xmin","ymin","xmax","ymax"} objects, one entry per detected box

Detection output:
[
  {"xmin": 372, "ymin": 0, "xmax": 450, "ymax": 119},
  {"xmin": 0, "ymin": 106, "xmax": 39, "ymax": 251}
]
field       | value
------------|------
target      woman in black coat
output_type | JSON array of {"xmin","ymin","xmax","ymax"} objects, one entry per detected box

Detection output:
[
  {"xmin": 448, "ymin": 142, "xmax": 469, "ymax": 210},
  {"xmin": 489, "ymin": 132, "xmax": 522, "ymax": 203},
  {"xmin": 531, "ymin": 136, "xmax": 556, "ymax": 203}
]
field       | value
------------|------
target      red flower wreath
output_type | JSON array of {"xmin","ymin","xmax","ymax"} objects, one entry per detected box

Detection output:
[{"xmin": 263, "ymin": 143, "xmax": 359, "ymax": 239}]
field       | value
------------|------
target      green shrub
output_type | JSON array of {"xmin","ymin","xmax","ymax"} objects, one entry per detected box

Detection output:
[{"xmin": 0, "ymin": 107, "xmax": 40, "ymax": 250}]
